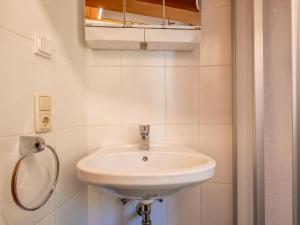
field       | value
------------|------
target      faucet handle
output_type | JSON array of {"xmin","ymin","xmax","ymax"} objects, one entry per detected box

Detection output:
[{"xmin": 139, "ymin": 124, "xmax": 150, "ymax": 134}]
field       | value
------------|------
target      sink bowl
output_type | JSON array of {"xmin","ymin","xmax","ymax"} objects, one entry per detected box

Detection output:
[{"xmin": 77, "ymin": 145, "xmax": 216, "ymax": 199}]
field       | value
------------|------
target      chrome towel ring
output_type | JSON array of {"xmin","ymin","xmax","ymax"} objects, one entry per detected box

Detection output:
[{"xmin": 11, "ymin": 136, "xmax": 60, "ymax": 211}]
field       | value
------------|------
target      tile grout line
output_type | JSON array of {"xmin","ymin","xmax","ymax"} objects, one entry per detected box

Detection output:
[
  {"xmin": 164, "ymin": 51, "xmax": 167, "ymax": 144},
  {"xmin": 0, "ymin": 25, "xmax": 33, "ymax": 41}
]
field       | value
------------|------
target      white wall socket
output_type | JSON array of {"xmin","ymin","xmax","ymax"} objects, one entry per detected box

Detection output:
[{"xmin": 34, "ymin": 94, "xmax": 52, "ymax": 133}]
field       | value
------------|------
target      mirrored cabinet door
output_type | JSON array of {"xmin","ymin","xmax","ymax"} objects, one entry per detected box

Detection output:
[
  {"xmin": 85, "ymin": 0, "xmax": 125, "ymax": 27},
  {"xmin": 125, "ymin": 0, "xmax": 164, "ymax": 28},
  {"xmin": 85, "ymin": 0, "xmax": 201, "ymax": 29},
  {"xmin": 164, "ymin": 0, "xmax": 201, "ymax": 28}
]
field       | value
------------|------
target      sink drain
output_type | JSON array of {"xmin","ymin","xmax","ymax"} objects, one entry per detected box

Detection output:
[{"xmin": 142, "ymin": 156, "xmax": 148, "ymax": 162}]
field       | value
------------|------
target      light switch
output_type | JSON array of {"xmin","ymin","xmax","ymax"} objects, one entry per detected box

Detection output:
[
  {"xmin": 39, "ymin": 96, "xmax": 51, "ymax": 111},
  {"xmin": 35, "ymin": 94, "xmax": 52, "ymax": 133},
  {"xmin": 33, "ymin": 31, "xmax": 52, "ymax": 58}
]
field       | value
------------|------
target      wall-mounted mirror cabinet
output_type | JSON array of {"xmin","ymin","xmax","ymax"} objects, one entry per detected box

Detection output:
[{"xmin": 85, "ymin": 0, "xmax": 202, "ymax": 50}]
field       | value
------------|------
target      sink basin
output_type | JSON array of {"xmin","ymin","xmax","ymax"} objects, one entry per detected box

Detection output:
[{"xmin": 77, "ymin": 145, "xmax": 216, "ymax": 199}]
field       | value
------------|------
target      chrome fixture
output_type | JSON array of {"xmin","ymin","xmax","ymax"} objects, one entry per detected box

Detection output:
[
  {"xmin": 120, "ymin": 198, "xmax": 130, "ymax": 205},
  {"xmin": 139, "ymin": 125, "xmax": 150, "ymax": 150},
  {"xmin": 136, "ymin": 201, "xmax": 153, "ymax": 225},
  {"xmin": 11, "ymin": 136, "xmax": 60, "ymax": 211}
]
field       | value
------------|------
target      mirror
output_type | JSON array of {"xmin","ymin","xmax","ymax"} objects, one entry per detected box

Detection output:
[
  {"xmin": 125, "ymin": 0, "xmax": 164, "ymax": 27},
  {"xmin": 85, "ymin": 0, "xmax": 125, "ymax": 27},
  {"xmin": 85, "ymin": 0, "xmax": 201, "ymax": 29},
  {"xmin": 164, "ymin": 0, "xmax": 200, "ymax": 28}
]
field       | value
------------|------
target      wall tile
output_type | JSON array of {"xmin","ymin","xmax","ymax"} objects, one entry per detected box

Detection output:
[
  {"xmin": 166, "ymin": 195, "xmax": 178, "ymax": 225},
  {"xmin": 0, "ymin": 28, "xmax": 54, "ymax": 138},
  {"xmin": 202, "ymin": 0, "xmax": 231, "ymax": 9},
  {"xmin": 88, "ymin": 187, "xmax": 122, "ymax": 225},
  {"xmin": 87, "ymin": 125, "xmax": 122, "ymax": 153},
  {"xmin": 151, "ymin": 200, "xmax": 167, "ymax": 225},
  {"xmin": 87, "ymin": 49, "xmax": 122, "ymax": 66},
  {"xmin": 54, "ymin": 53, "xmax": 85, "ymax": 129},
  {"xmin": 123, "ymin": 125, "xmax": 165, "ymax": 145},
  {"xmin": 178, "ymin": 186, "xmax": 201, "ymax": 225},
  {"xmin": 123, "ymin": 67, "xmax": 165, "ymax": 124},
  {"xmin": 55, "ymin": 127, "xmax": 86, "ymax": 207},
  {"xmin": 200, "ymin": 125, "xmax": 233, "ymax": 183},
  {"xmin": 122, "ymin": 200, "xmax": 141, "ymax": 225},
  {"xmin": 166, "ymin": 67, "xmax": 200, "ymax": 124},
  {"xmin": 165, "ymin": 47, "xmax": 200, "ymax": 67},
  {"xmin": 201, "ymin": 183, "xmax": 233, "ymax": 225},
  {"xmin": 166, "ymin": 125, "xmax": 200, "ymax": 151},
  {"xmin": 0, "ymin": 0, "xmax": 54, "ymax": 40},
  {"xmin": 87, "ymin": 67, "xmax": 122, "ymax": 125},
  {"xmin": 200, "ymin": 6, "xmax": 231, "ymax": 66},
  {"xmin": 0, "ymin": 2, "xmax": 88, "ymax": 225},
  {"xmin": 0, "ymin": 214, "xmax": 4, "ymax": 225},
  {"xmin": 200, "ymin": 65, "xmax": 232, "ymax": 124},
  {"xmin": 36, "ymin": 213, "xmax": 55, "ymax": 225},
  {"xmin": 54, "ymin": 0, "xmax": 86, "ymax": 63},
  {"xmin": 0, "ymin": 135, "xmax": 55, "ymax": 225},
  {"xmin": 166, "ymin": 186, "xmax": 201, "ymax": 225},
  {"xmin": 56, "ymin": 188, "xmax": 88, "ymax": 225},
  {"xmin": 122, "ymin": 51, "xmax": 165, "ymax": 67}
]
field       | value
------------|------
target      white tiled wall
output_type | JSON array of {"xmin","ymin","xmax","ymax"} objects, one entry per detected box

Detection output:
[
  {"xmin": 85, "ymin": 1, "xmax": 233, "ymax": 224},
  {"xmin": 0, "ymin": 1, "xmax": 87, "ymax": 225},
  {"xmin": 0, "ymin": 0, "xmax": 232, "ymax": 225}
]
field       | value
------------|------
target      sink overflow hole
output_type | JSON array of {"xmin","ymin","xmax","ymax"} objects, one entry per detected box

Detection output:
[{"xmin": 142, "ymin": 156, "xmax": 148, "ymax": 162}]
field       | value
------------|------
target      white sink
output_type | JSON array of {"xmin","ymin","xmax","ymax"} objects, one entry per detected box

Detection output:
[{"xmin": 77, "ymin": 145, "xmax": 216, "ymax": 199}]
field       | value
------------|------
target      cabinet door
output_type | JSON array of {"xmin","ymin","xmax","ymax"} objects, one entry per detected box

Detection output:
[
  {"xmin": 125, "ymin": 0, "xmax": 164, "ymax": 28},
  {"xmin": 164, "ymin": 0, "xmax": 201, "ymax": 28},
  {"xmin": 85, "ymin": 0, "xmax": 125, "ymax": 27}
]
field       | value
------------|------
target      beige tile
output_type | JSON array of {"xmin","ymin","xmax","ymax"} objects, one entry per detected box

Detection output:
[
  {"xmin": 87, "ymin": 125, "xmax": 122, "ymax": 153},
  {"xmin": 123, "ymin": 125, "xmax": 165, "ymax": 145},
  {"xmin": 88, "ymin": 186, "xmax": 122, "ymax": 225},
  {"xmin": 200, "ymin": 6, "xmax": 232, "ymax": 66},
  {"xmin": 123, "ymin": 67, "xmax": 165, "ymax": 124},
  {"xmin": 200, "ymin": 65, "xmax": 232, "ymax": 124},
  {"xmin": 166, "ymin": 187, "xmax": 201, "ymax": 225},
  {"xmin": 178, "ymin": 186, "xmax": 201, "ymax": 225},
  {"xmin": 151, "ymin": 200, "xmax": 167, "ymax": 225},
  {"xmin": 54, "ymin": 0, "xmax": 86, "ymax": 63},
  {"xmin": 0, "ymin": 0, "xmax": 54, "ymax": 40},
  {"xmin": 122, "ymin": 51, "xmax": 165, "ymax": 66},
  {"xmin": 55, "ymin": 127, "xmax": 86, "ymax": 207},
  {"xmin": 166, "ymin": 67, "xmax": 200, "ymax": 124},
  {"xmin": 165, "ymin": 47, "xmax": 200, "ymax": 67},
  {"xmin": 0, "ymin": 28, "xmax": 54, "ymax": 137},
  {"xmin": 37, "ymin": 213, "xmax": 55, "ymax": 225},
  {"xmin": 201, "ymin": 183, "xmax": 233, "ymax": 225},
  {"xmin": 166, "ymin": 194, "xmax": 179, "ymax": 225},
  {"xmin": 54, "ymin": 53, "xmax": 85, "ymax": 129},
  {"xmin": 202, "ymin": 0, "xmax": 231, "ymax": 9},
  {"xmin": 86, "ymin": 67, "xmax": 122, "ymax": 125},
  {"xmin": 166, "ymin": 125, "xmax": 200, "ymax": 151},
  {"xmin": 0, "ymin": 214, "xmax": 4, "ymax": 225},
  {"xmin": 87, "ymin": 49, "xmax": 122, "ymax": 66},
  {"xmin": 122, "ymin": 200, "xmax": 143, "ymax": 225},
  {"xmin": 0, "ymin": 135, "xmax": 55, "ymax": 225},
  {"xmin": 200, "ymin": 125, "xmax": 233, "ymax": 183},
  {"xmin": 56, "ymin": 189, "xmax": 88, "ymax": 225}
]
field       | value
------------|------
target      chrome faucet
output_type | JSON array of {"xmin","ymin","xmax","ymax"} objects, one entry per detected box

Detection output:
[{"xmin": 139, "ymin": 125, "xmax": 150, "ymax": 150}]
